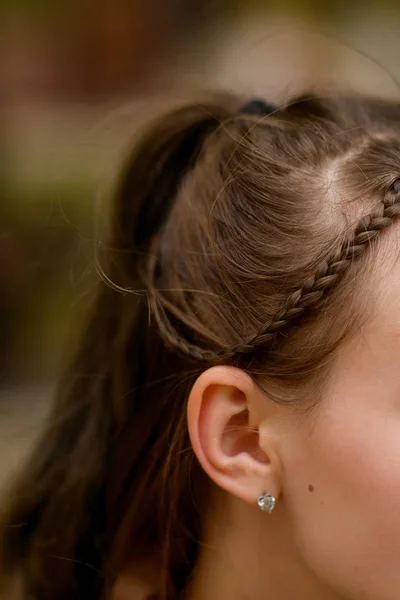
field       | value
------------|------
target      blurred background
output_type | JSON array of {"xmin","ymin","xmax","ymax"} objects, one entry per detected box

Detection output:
[{"xmin": 1, "ymin": 0, "xmax": 400, "ymax": 485}]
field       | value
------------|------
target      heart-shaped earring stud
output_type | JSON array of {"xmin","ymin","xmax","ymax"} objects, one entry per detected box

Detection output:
[{"xmin": 257, "ymin": 494, "xmax": 276, "ymax": 513}]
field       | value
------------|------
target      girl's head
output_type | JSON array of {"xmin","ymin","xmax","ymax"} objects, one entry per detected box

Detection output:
[{"xmin": 2, "ymin": 92, "xmax": 400, "ymax": 600}]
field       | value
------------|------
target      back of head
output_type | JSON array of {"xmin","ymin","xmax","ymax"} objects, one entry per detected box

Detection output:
[{"xmin": 1, "ymin": 90, "xmax": 400, "ymax": 600}]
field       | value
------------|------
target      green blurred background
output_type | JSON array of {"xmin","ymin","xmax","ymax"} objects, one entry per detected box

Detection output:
[{"xmin": 1, "ymin": 0, "xmax": 400, "ymax": 481}]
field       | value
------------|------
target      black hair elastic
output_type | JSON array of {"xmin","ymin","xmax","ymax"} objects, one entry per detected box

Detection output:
[{"xmin": 240, "ymin": 98, "xmax": 276, "ymax": 116}]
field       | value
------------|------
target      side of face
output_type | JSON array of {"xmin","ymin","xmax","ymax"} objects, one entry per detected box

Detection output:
[{"xmin": 280, "ymin": 256, "xmax": 400, "ymax": 600}]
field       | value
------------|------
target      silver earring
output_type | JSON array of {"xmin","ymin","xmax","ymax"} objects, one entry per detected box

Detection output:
[{"xmin": 257, "ymin": 494, "xmax": 276, "ymax": 513}]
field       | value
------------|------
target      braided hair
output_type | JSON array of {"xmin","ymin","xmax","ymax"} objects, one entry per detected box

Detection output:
[{"xmin": 149, "ymin": 177, "xmax": 400, "ymax": 361}]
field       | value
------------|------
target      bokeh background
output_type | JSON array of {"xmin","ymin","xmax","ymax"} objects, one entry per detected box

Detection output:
[{"xmin": 1, "ymin": 0, "xmax": 400, "ymax": 485}]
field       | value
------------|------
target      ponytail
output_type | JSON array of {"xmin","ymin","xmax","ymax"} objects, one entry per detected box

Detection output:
[
  {"xmin": 115, "ymin": 97, "xmax": 235, "ymax": 251},
  {"xmin": 0, "ymin": 95, "xmax": 237, "ymax": 599}
]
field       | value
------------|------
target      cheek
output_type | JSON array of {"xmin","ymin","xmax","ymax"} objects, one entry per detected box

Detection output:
[{"xmin": 282, "ymin": 399, "xmax": 400, "ymax": 600}]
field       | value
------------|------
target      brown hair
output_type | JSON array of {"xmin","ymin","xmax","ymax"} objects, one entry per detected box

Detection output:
[{"xmin": 1, "ymin": 91, "xmax": 400, "ymax": 600}]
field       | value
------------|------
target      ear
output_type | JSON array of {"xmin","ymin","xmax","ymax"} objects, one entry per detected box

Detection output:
[{"xmin": 187, "ymin": 366, "xmax": 282, "ymax": 508}]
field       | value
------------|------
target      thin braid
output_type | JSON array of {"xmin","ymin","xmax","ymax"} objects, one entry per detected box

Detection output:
[
  {"xmin": 150, "ymin": 293, "xmax": 221, "ymax": 361},
  {"xmin": 149, "ymin": 185, "xmax": 400, "ymax": 362}
]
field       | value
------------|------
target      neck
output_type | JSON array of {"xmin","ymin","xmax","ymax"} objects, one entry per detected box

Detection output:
[{"xmin": 186, "ymin": 493, "xmax": 344, "ymax": 600}]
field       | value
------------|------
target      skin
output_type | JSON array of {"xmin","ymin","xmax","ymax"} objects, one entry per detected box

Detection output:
[{"xmin": 185, "ymin": 250, "xmax": 400, "ymax": 600}]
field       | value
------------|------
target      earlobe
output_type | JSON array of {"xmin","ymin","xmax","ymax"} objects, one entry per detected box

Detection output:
[{"xmin": 187, "ymin": 366, "xmax": 281, "ymax": 508}]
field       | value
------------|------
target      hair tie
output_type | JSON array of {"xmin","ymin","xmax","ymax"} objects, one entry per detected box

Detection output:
[{"xmin": 240, "ymin": 98, "xmax": 276, "ymax": 116}]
